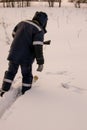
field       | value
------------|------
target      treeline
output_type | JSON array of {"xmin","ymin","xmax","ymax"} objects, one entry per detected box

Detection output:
[
  {"xmin": 0, "ymin": 0, "xmax": 87, "ymax": 8},
  {"xmin": 0, "ymin": 0, "xmax": 61, "ymax": 7},
  {"xmin": 0, "ymin": 0, "xmax": 31, "ymax": 7}
]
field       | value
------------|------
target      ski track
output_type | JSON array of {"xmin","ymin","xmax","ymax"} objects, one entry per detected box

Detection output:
[
  {"xmin": 0, "ymin": 77, "xmax": 39, "ymax": 118},
  {"xmin": 0, "ymin": 87, "xmax": 21, "ymax": 118}
]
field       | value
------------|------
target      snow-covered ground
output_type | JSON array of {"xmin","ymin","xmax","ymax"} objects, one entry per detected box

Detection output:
[{"xmin": 0, "ymin": 2, "xmax": 87, "ymax": 130}]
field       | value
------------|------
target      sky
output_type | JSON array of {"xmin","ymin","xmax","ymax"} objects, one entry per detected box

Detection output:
[{"xmin": 0, "ymin": 1, "xmax": 87, "ymax": 130}]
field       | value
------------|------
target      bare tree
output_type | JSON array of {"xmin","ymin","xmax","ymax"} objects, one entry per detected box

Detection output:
[
  {"xmin": 3, "ymin": 0, "xmax": 6, "ymax": 7},
  {"xmin": 11, "ymin": 0, "xmax": 15, "ymax": 7},
  {"xmin": 48, "ymin": 0, "xmax": 55, "ymax": 7},
  {"xmin": 74, "ymin": 0, "xmax": 80, "ymax": 8},
  {"xmin": 26, "ymin": 0, "xmax": 31, "ymax": 7},
  {"xmin": 48, "ymin": 0, "xmax": 61, "ymax": 7},
  {"xmin": 58, "ymin": 0, "xmax": 61, "ymax": 7}
]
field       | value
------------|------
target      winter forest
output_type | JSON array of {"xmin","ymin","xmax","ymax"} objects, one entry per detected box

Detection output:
[
  {"xmin": 0, "ymin": 1, "xmax": 87, "ymax": 130},
  {"xmin": 0, "ymin": 0, "xmax": 87, "ymax": 8}
]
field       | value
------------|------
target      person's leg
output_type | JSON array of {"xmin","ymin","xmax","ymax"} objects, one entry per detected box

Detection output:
[
  {"xmin": 0, "ymin": 62, "xmax": 19, "ymax": 96},
  {"xmin": 20, "ymin": 64, "xmax": 33, "ymax": 94}
]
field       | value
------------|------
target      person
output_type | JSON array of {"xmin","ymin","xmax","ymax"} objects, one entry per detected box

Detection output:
[{"xmin": 0, "ymin": 11, "xmax": 48, "ymax": 97}]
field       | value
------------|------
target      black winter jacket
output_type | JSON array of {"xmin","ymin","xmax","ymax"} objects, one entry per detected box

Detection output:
[{"xmin": 7, "ymin": 20, "xmax": 44, "ymax": 65}]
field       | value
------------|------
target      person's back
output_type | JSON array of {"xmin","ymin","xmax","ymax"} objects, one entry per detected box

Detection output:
[{"xmin": 8, "ymin": 20, "xmax": 44, "ymax": 64}]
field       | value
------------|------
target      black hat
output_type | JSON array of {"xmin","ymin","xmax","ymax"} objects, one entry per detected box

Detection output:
[{"xmin": 32, "ymin": 11, "xmax": 48, "ymax": 33}]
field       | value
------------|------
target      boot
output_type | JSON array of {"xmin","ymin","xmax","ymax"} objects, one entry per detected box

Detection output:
[
  {"xmin": 22, "ymin": 86, "xmax": 31, "ymax": 95},
  {"xmin": 0, "ymin": 89, "xmax": 6, "ymax": 97}
]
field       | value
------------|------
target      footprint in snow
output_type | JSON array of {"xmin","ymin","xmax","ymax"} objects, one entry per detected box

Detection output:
[
  {"xmin": 61, "ymin": 82, "xmax": 87, "ymax": 94},
  {"xmin": 46, "ymin": 71, "xmax": 68, "ymax": 76}
]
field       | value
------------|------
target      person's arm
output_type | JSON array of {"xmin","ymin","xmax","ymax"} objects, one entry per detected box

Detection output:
[
  {"xmin": 34, "ymin": 44, "xmax": 44, "ymax": 65},
  {"xmin": 33, "ymin": 31, "xmax": 44, "ymax": 71}
]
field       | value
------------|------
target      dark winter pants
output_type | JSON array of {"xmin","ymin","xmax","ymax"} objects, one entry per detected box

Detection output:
[{"xmin": 2, "ymin": 61, "xmax": 33, "ymax": 93}]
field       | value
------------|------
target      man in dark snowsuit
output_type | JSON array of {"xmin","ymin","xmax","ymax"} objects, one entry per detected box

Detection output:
[{"xmin": 0, "ymin": 11, "xmax": 48, "ymax": 96}]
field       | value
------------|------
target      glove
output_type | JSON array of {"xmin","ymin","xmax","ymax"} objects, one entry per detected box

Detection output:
[{"xmin": 37, "ymin": 65, "xmax": 44, "ymax": 72}]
